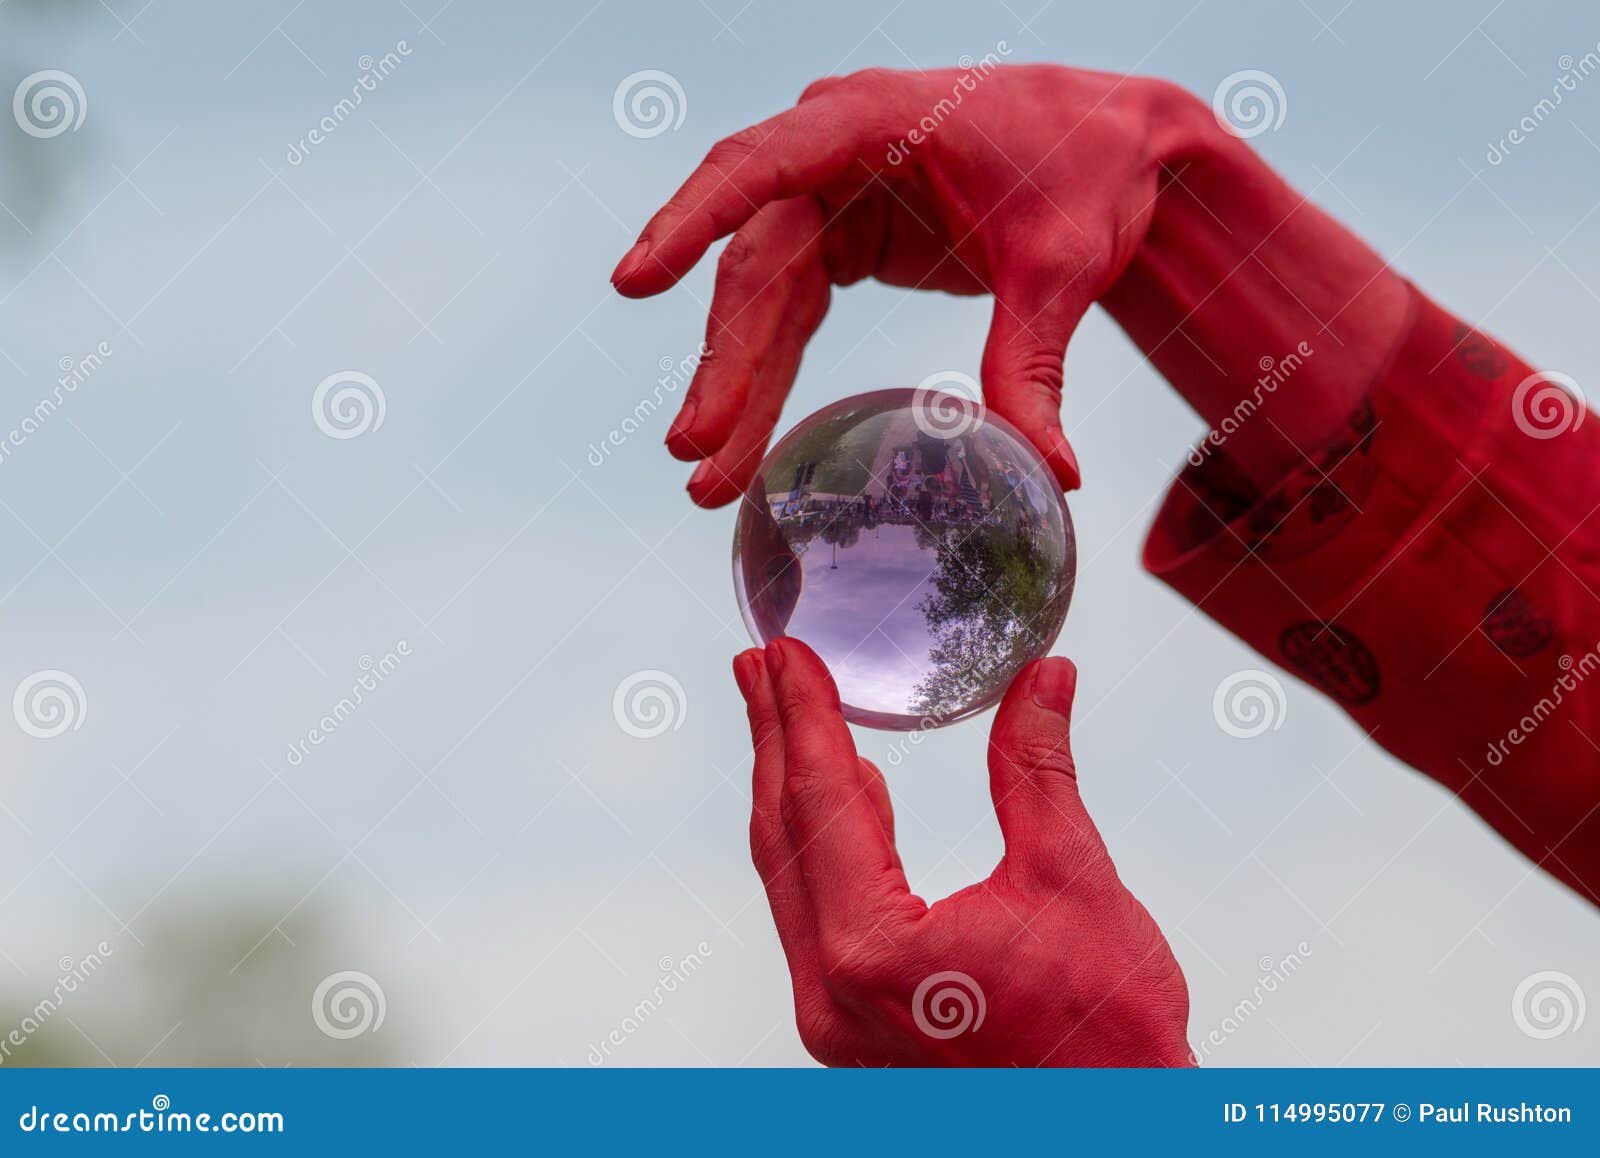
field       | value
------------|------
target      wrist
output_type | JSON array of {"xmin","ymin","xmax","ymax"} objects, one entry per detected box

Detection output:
[{"xmin": 1104, "ymin": 82, "xmax": 1410, "ymax": 485}]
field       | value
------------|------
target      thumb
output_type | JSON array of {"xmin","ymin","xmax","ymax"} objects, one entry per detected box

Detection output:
[
  {"xmin": 987, "ymin": 657, "xmax": 1108, "ymax": 886},
  {"xmin": 980, "ymin": 275, "xmax": 1085, "ymax": 491}
]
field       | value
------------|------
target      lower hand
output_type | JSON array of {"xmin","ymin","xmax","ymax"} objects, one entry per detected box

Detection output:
[{"xmin": 733, "ymin": 637, "xmax": 1191, "ymax": 1066}]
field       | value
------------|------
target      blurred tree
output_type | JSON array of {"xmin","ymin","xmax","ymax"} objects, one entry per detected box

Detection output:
[
  {"xmin": 1, "ymin": 0, "xmax": 96, "ymax": 257},
  {"xmin": 0, "ymin": 905, "xmax": 403, "ymax": 1067},
  {"xmin": 909, "ymin": 525, "xmax": 1066, "ymax": 720}
]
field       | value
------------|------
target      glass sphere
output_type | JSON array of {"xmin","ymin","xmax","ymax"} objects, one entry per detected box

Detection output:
[{"xmin": 733, "ymin": 388, "xmax": 1075, "ymax": 731}]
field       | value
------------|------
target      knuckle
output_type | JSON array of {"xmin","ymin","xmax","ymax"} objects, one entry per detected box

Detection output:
[
  {"xmin": 745, "ymin": 704, "xmax": 781, "ymax": 748},
  {"xmin": 983, "ymin": 343, "xmax": 1066, "ymax": 410},
  {"xmin": 1016, "ymin": 347, "xmax": 1067, "ymax": 398},
  {"xmin": 817, "ymin": 939, "xmax": 890, "ymax": 999},
  {"xmin": 777, "ymin": 768, "xmax": 835, "ymax": 827},
  {"xmin": 799, "ymin": 75, "xmax": 842, "ymax": 103},
  {"xmin": 840, "ymin": 66, "xmax": 900, "ymax": 92},
  {"xmin": 748, "ymin": 813, "xmax": 785, "ymax": 865},
  {"xmin": 704, "ymin": 125, "xmax": 765, "ymax": 172},
  {"xmin": 779, "ymin": 669, "xmax": 839, "ymax": 716},
  {"xmin": 991, "ymin": 730, "xmax": 1074, "ymax": 781},
  {"xmin": 843, "ymin": 68, "xmax": 920, "ymax": 123},
  {"xmin": 716, "ymin": 230, "xmax": 762, "ymax": 278},
  {"xmin": 1131, "ymin": 74, "xmax": 1205, "ymax": 121},
  {"xmin": 1008, "ymin": 245, "xmax": 1092, "ymax": 294}
]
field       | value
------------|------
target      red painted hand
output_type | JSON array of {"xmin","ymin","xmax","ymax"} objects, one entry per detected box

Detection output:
[
  {"xmin": 733, "ymin": 637, "xmax": 1191, "ymax": 1067},
  {"xmin": 613, "ymin": 65, "xmax": 1208, "ymax": 502},
  {"xmin": 614, "ymin": 65, "xmax": 1405, "ymax": 500}
]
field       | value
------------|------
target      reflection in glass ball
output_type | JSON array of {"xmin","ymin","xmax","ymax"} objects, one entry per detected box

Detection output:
[{"xmin": 733, "ymin": 388, "xmax": 1075, "ymax": 731}]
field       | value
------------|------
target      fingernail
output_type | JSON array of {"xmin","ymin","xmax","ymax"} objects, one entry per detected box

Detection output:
[
  {"xmin": 667, "ymin": 398, "xmax": 699, "ymax": 445},
  {"xmin": 611, "ymin": 240, "xmax": 650, "ymax": 285},
  {"xmin": 764, "ymin": 640, "xmax": 786, "ymax": 677},
  {"xmin": 732, "ymin": 651, "xmax": 761, "ymax": 699},
  {"xmin": 687, "ymin": 459, "xmax": 715, "ymax": 492},
  {"xmin": 1051, "ymin": 427, "xmax": 1081, "ymax": 492},
  {"xmin": 1031, "ymin": 659, "xmax": 1073, "ymax": 717}
]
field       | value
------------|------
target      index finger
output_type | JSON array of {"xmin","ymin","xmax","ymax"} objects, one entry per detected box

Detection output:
[
  {"xmin": 764, "ymin": 638, "xmax": 919, "ymax": 946},
  {"xmin": 733, "ymin": 649, "xmax": 821, "ymax": 967},
  {"xmin": 611, "ymin": 93, "xmax": 884, "ymax": 298}
]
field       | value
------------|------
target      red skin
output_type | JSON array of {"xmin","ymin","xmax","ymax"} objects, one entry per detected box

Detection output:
[
  {"xmin": 612, "ymin": 65, "xmax": 1407, "ymax": 502},
  {"xmin": 620, "ymin": 65, "xmax": 1600, "ymax": 1065},
  {"xmin": 734, "ymin": 638, "xmax": 1191, "ymax": 1068}
]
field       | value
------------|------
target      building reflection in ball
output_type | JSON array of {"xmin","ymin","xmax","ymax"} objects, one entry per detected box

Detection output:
[{"xmin": 733, "ymin": 388, "xmax": 1075, "ymax": 731}]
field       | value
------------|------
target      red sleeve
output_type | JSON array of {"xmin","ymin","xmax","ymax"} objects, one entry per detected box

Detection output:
[{"xmin": 1143, "ymin": 284, "xmax": 1600, "ymax": 903}]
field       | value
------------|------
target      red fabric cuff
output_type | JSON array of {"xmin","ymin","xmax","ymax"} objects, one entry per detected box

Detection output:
[
  {"xmin": 1142, "ymin": 283, "xmax": 1550, "ymax": 731},
  {"xmin": 1141, "ymin": 279, "xmax": 1600, "ymax": 900}
]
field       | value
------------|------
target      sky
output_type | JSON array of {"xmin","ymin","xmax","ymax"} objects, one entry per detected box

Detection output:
[{"xmin": 0, "ymin": 0, "xmax": 1597, "ymax": 1066}]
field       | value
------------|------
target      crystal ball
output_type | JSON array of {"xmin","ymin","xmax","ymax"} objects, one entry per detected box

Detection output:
[{"xmin": 733, "ymin": 388, "xmax": 1075, "ymax": 731}]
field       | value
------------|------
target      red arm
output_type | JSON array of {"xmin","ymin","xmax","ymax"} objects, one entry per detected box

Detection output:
[
  {"xmin": 1145, "ymin": 286, "xmax": 1600, "ymax": 905},
  {"xmin": 617, "ymin": 66, "xmax": 1600, "ymax": 1066}
]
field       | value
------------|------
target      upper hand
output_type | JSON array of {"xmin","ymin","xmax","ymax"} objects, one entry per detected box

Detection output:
[
  {"xmin": 612, "ymin": 64, "xmax": 1206, "ymax": 505},
  {"xmin": 733, "ymin": 636, "xmax": 1191, "ymax": 1067}
]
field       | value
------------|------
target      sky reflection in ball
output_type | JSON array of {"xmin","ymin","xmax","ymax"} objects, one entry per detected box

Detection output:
[{"xmin": 733, "ymin": 388, "xmax": 1075, "ymax": 730}]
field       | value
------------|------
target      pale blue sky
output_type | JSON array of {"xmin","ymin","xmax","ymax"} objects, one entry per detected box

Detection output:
[{"xmin": 0, "ymin": 0, "xmax": 1596, "ymax": 1065}]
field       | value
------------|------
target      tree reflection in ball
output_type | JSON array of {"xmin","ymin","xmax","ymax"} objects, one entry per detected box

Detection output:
[{"xmin": 733, "ymin": 388, "xmax": 1075, "ymax": 730}]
